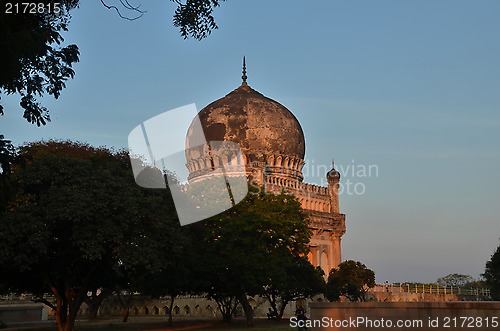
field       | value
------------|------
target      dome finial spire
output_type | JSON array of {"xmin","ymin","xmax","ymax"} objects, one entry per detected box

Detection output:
[{"xmin": 242, "ymin": 56, "xmax": 248, "ymax": 85}]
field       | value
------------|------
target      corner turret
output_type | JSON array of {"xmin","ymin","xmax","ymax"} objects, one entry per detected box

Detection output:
[{"xmin": 327, "ymin": 161, "xmax": 340, "ymax": 213}]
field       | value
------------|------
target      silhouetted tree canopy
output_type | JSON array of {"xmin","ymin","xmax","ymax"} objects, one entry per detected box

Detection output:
[
  {"xmin": 325, "ymin": 260, "xmax": 375, "ymax": 302},
  {"xmin": 483, "ymin": 242, "xmax": 500, "ymax": 300},
  {"xmin": 172, "ymin": 0, "xmax": 225, "ymax": 40},
  {"xmin": 0, "ymin": 140, "xmax": 181, "ymax": 331}
]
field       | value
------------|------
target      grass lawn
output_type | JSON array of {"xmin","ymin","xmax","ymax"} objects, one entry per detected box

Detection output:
[{"xmin": 5, "ymin": 317, "xmax": 294, "ymax": 331}]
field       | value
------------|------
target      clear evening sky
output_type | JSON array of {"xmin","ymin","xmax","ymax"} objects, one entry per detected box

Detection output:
[{"xmin": 1, "ymin": 0, "xmax": 499, "ymax": 283}]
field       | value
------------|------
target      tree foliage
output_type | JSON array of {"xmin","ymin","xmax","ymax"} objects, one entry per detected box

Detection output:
[
  {"xmin": 0, "ymin": 134, "xmax": 15, "ymax": 174},
  {"xmin": 0, "ymin": 140, "xmax": 323, "ymax": 328},
  {"xmin": 188, "ymin": 187, "xmax": 311, "ymax": 326},
  {"xmin": 483, "ymin": 242, "xmax": 500, "ymax": 300},
  {"xmin": 0, "ymin": 135, "xmax": 15, "ymax": 213},
  {"xmin": 436, "ymin": 273, "xmax": 476, "ymax": 288},
  {"xmin": 0, "ymin": 140, "xmax": 181, "ymax": 331},
  {"xmin": 0, "ymin": 0, "xmax": 226, "ymax": 128},
  {"xmin": 128, "ymin": 223, "xmax": 192, "ymax": 326},
  {"xmin": 172, "ymin": 0, "xmax": 225, "ymax": 40},
  {"xmin": 263, "ymin": 255, "xmax": 325, "ymax": 320},
  {"xmin": 325, "ymin": 260, "xmax": 375, "ymax": 302},
  {"xmin": 0, "ymin": 0, "xmax": 80, "ymax": 126}
]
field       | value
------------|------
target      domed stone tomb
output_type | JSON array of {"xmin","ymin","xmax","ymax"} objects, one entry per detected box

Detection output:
[{"xmin": 184, "ymin": 59, "xmax": 346, "ymax": 273}]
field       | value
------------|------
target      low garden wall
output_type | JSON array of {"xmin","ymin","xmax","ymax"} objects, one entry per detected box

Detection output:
[
  {"xmin": 0, "ymin": 304, "xmax": 47, "ymax": 324},
  {"xmin": 308, "ymin": 301, "xmax": 500, "ymax": 330}
]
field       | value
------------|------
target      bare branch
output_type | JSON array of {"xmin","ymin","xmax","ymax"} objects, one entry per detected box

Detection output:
[
  {"xmin": 100, "ymin": 0, "xmax": 146, "ymax": 21},
  {"xmin": 121, "ymin": 0, "xmax": 143, "ymax": 11},
  {"xmin": 32, "ymin": 296, "xmax": 56, "ymax": 310}
]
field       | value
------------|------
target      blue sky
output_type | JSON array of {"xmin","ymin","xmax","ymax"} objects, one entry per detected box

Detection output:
[{"xmin": 1, "ymin": 0, "xmax": 500, "ymax": 283}]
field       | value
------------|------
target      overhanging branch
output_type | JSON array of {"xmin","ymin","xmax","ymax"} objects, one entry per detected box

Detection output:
[{"xmin": 100, "ymin": 0, "xmax": 146, "ymax": 21}]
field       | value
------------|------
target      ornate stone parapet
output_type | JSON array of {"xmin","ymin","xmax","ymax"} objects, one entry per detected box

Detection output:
[
  {"xmin": 264, "ymin": 175, "xmax": 334, "ymax": 213},
  {"xmin": 308, "ymin": 210, "xmax": 346, "ymax": 236},
  {"xmin": 264, "ymin": 153, "xmax": 305, "ymax": 181}
]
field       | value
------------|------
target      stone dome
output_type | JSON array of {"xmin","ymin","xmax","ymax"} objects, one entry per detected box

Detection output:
[
  {"xmin": 186, "ymin": 84, "xmax": 305, "ymax": 160},
  {"xmin": 185, "ymin": 81, "xmax": 305, "ymax": 182},
  {"xmin": 326, "ymin": 164, "xmax": 341, "ymax": 182}
]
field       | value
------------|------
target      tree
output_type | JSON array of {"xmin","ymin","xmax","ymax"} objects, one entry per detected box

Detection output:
[
  {"xmin": 325, "ymin": 260, "xmax": 375, "ymax": 302},
  {"xmin": 189, "ymin": 186, "xmax": 311, "ymax": 326},
  {"xmin": 436, "ymin": 274, "xmax": 475, "ymax": 288},
  {"xmin": 483, "ymin": 242, "xmax": 500, "ymax": 300},
  {"xmin": 262, "ymin": 255, "xmax": 325, "ymax": 320},
  {"xmin": 0, "ymin": 140, "xmax": 181, "ymax": 331}
]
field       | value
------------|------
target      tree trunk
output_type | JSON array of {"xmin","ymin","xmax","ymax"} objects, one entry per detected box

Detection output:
[
  {"xmin": 87, "ymin": 303, "xmax": 99, "ymax": 320},
  {"xmin": 53, "ymin": 290, "xmax": 82, "ymax": 331},
  {"xmin": 122, "ymin": 307, "xmax": 130, "ymax": 323},
  {"xmin": 236, "ymin": 286, "xmax": 254, "ymax": 327},
  {"xmin": 116, "ymin": 290, "xmax": 133, "ymax": 323},
  {"xmin": 46, "ymin": 266, "xmax": 94, "ymax": 331},
  {"xmin": 278, "ymin": 297, "xmax": 288, "ymax": 320},
  {"xmin": 214, "ymin": 296, "xmax": 237, "ymax": 323},
  {"xmin": 167, "ymin": 294, "xmax": 175, "ymax": 326},
  {"xmin": 265, "ymin": 291, "xmax": 283, "ymax": 320},
  {"xmin": 54, "ymin": 296, "xmax": 68, "ymax": 331}
]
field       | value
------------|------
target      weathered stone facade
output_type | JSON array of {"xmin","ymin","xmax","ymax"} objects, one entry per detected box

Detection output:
[{"xmin": 185, "ymin": 69, "xmax": 346, "ymax": 273}]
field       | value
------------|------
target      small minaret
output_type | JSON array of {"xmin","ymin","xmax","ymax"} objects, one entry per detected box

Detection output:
[{"xmin": 326, "ymin": 160, "xmax": 340, "ymax": 213}]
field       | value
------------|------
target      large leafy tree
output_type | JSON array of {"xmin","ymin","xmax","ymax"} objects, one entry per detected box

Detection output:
[
  {"xmin": 483, "ymin": 242, "xmax": 500, "ymax": 300},
  {"xmin": 0, "ymin": 140, "xmax": 181, "ymax": 331},
  {"xmin": 189, "ymin": 187, "xmax": 311, "ymax": 326},
  {"xmin": 325, "ymin": 260, "xmax": 375, "ymax": 302}
]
